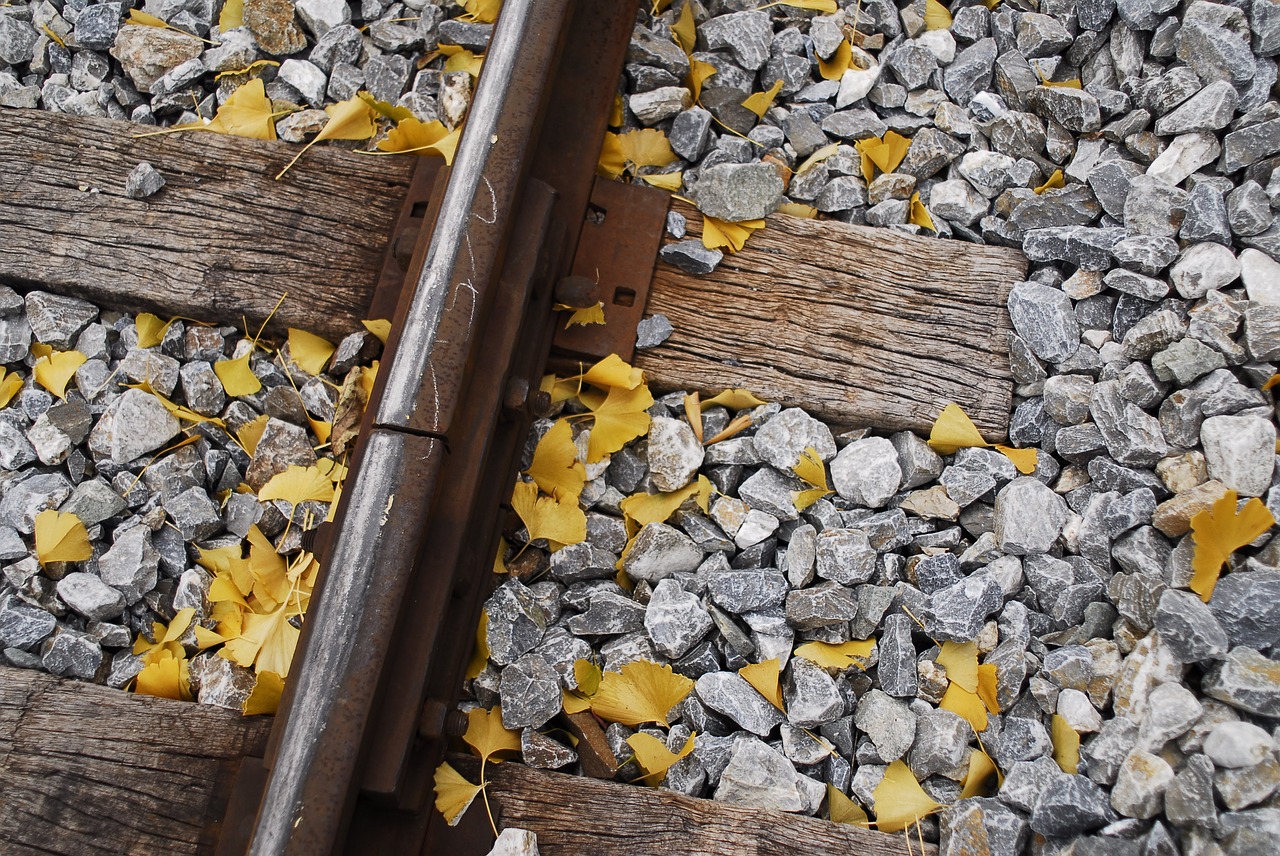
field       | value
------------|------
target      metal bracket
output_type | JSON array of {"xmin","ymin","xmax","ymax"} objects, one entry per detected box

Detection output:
[{"xmin": 550, "ymin": 176, "xmax": 670, "ymax": 364}]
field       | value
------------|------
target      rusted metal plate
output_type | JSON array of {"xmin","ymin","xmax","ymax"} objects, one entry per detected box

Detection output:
[
  {"xmin": 552, "ymin": 177, "xmax": 671, "ymax": 364},
  {"xmin": 368, "ymin": 158, "xmax": 446, "ymax": 326}
]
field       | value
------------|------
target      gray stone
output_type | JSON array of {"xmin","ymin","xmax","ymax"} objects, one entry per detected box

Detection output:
[
  {"xmin": 1104, "ymin": 269, "xmax": 1168, "ymax": 301},
  {"xmin": 815, "ymin": 176, "xmax": 868, "ymax": 212},
  {"xmin": 1204, "ymin": 648, "xmax": 1280, "ymax": 716},
  {"xmin": 1007, "ymin": 281, "xmax": 1080, "ymax": 363},
  {"xmin": 1154, "ymin": 80, "xmax": 1239, "ymax": 135},
  {"xmin": 98, "ymin": 525, "xmax": 159, "ymax": 605},
  {"xmin": 1090, "ymin": 381, "xmax": 1169, "ymax": 467},
  {"xmin": 699, "ymin": 11, "xmax": 771, "ymax": 71},
  {"xmin": 783, "ymin": 657, "xmax": 844, "ymax": 728},
  {"xmin": 294, "ymin": 0, "xmax": 349, "ymax": 38},
  {"xmin": 784, "ymin": 582, "xmax": 858, "ymax": 631},
  {"xmin": 1023, "ymin": 226, "xmax": 1126, "ymax": 271},
  {"xmin": 1165, "ymin": 753, "xmax": 1217, "ymax": 826},
  {"xmin": 660, "ymin": 240, "xmax": 721, "ymax": 275},
  {"xmin": 1229, "ymin": 180, "xmax": 1274, "ymax": 237},
  {"xmin": 484, "ymin": 579, "xmax": 546, "ymax": 666},
  {"xmin": 0, "ymin": 595, "xmax": 56, "ymax": 650},
  {"xmin": 753, "ymin": 408, "xmax": 835, "ymax": 471},
  {"xmin": 697, "ymin": 672, "xmax": 785, "ymax": 737},
  {"xmin": 74, "ymin": 4, "xmax": 122, "ymax": 50},
  {"xmin": 1017, "ymin": 12, "xmax": 1073, "ymax": 57},
  {"xmin": 1156, "ymin": 589, "xmax": 1229, "ymax": 663},
  {"xmin": 1171, "ymin": 242, "xmax": 1240, "ymax": 298},
  {"xmin": 566, "ymin": 589, "xmax": 645, "ymax": 635},
  {"xmin": 1245, "ymin": 303, "xmax": 1280, "ymax": 360},
  {"xmin": 1216, "ymin": 754, "xmax": 1280, "ymax": 809},
  {"xmin": 1151, "ymin": 338, "xmax": 1225, "ymax": 385},
  {"xmin": 0, "ymin": 473, "xmax": 72, "ymax": 534},
  {"xmin": 927, "ymin": 570, "xmax": 1004, "ymax": 641},
  {"xmin": 994, "ymin": 477, "xmax": 1067, "ymax": 555},
  {"xmin": 1182, "ymin": 181, "xmax": 1233, "ymax": 244},
  {"xmin": 644, "ymin": 579, "xmax": 712, "ymax": 659},
  {"xmin": 714, "ymin": 736, "xmax": 822, "ymax": 812},
  {"xmin": 163, "ymin": 486, "xmax": 222, "ymax": 541},
  {"xmin": 829, "ymin": 437, "xmax": 902, "ymax": 509},
  {"xmin": 520, "ymin": 728, "xmax": 576, "ymax": 770},
  {"xmin": 57, "ymin": 572, "xmax": 126, "ymax": 621},
  {"xmin": 814, "ymin": 528, "xmax": 875, "ymax": 586},
  {"xmin": 40, "ymin": 628, "xmax": 102, "ymax": 679},
  {"xmin": 1201, "ymin": 415, "xmax": 1275, "ymax": 496},
  {"xmin": 499, "ymin": 653, "xmax": 561, "ymax": 730},
  {"xmin": 1031, "ymin": 86, "xmax": 1102, "ymax": 133},
  {"xmin": 87, "ymin": 388, "xmax": 180, "ymax": 465},
  {"xmin": 1210, "ymin": 571, "xmax": 1280, "ymax": 649},
  {"xmin": 119, "ymin": 346, "xmax": 180, "ymax": 396},
  {"xmin": 124, "ymin": 162, "xmax": 165, "ymax": 199},
  {"xmin": 691, "ymin": 162, "xmax": 783, "ymax": 222},
  {"xmin": 669, "ymin": 106, "xmax": 712, "ymax": 161},
  {"xmin": 945, "ymin": 38, "xmax": 997, "ymax": 105},
  {"xmin": 646, "ymin": 416, "xmax": 703, "ymax": 492},
  {"xmin": 899, "ymin": 128, "xmax": 966, "ymax": 181},
  {"xmin": 189, "ymin": 654, "xmax": 256, "ymax": 711},
  {"xmin": 1030, "ymin": 774, "xmax": 1115, "ymax": 837},
  {"xmin": 622, "ymin": 522, "xmax": 703, "ymax": 583},
  {"xmin": 929, "ymin": 179, "xmax": 988, "ymax": 226},
  {"xmin": 855, "ymin": 689, "xmax": 916, "ymax": 762},
  {"xmin": 738, "ymin": 467, "xmax": 804, "ymax": 522},
  {"xmin": 1223, "ymin": 119, "xmax": 1280, "ymax": 173},
  {"xmin": 877, "ymin": 612, "xmax": 918, "ymax": 697},
  {"xmin": 0, "ymin": 421, "xmax": 36, "ymax": 470},
  {"xmin": 24, "ymin": 291, "xmax": 96, "ymax": 350}
]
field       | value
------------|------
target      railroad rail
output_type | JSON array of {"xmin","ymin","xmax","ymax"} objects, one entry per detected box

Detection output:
[{"xmin": 0, "ymin": 1, "xmax": 1026, "ymax": 852}]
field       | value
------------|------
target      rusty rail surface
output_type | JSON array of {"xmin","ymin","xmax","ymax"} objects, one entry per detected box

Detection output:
[{"xmin": 219, "ymin": 2, "xmax": 660, "ymax": 853}]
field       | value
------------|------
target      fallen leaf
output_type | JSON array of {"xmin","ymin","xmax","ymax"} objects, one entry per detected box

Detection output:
[
  {"xmin": 598, "ymin": 129, "xmax": 678, "ymax": 179},
  {"xmin": 828, "ymin": 782, "xmax": 870, "ymax": 824},
  {"xmin": 526, "ymin": 418, "xmax": 586, "ymax": 502},
  {"xmin": 1034, "ymin": 169, "xmax": 1065, "ymax": 194},
  {"xmin": 363, "ymin": 318, "xmax": 391, "ymax": 344},
  {"xmin": 287, "ymin": 328, "xmax": 335, "ymax": 376},
  {"xmin": 936, "ymin": 641, "xmax": 979, "ymax": 693},
  {"xmin": 684, "ymin": 391, "xmax": 703, "ymax": 443},
  {"xmin": 135, "ymin": 312, "xmax": 171, "ymax": 348},
  {"xmin": 1190, "ymin": 489, "xmax": 1276, "ymax": 601},
  {"xmin": 993, "ymin": 444, "xmax": 1038, "ymax": 475},
  {"xmin": 1040, "ymin": 78, "xmax": 1083, "ymax": 89},
  {"xmin": 575, "ymin": 658, "xmax": 603, "ymax": 696},
  {"xmin": 908, "ymin": 192, "xmax": 936, "ymax": 231},
  {"xmin": 702, "ymin": 216, "xmax": 766, "ymax": 253},
  {"xmin": 923, "ymin": 0, "xmax": 953, "ymax": 30},
  {"xmin": 688, "ymin": 58, "xmax": 717, "ymax": 103},
  {"xmin": 797, "ymin": 141, "xmax": 841, "ymax": 175},
  {"xmin": 433, "ymin": 761, "xmax": 482, "ymax": 826},
  {"xmin": 242, "ymin": 670, "xmax": 284, "ymax": 715},
  {"xmin": 580, "ymin": 353, "xmax": 645, "ymax": 390},
  {"xmin": 777, "ymin": 202, "xmax": 818, "ymax": 218},
  {"xmin": 959, "ymin": 748, "xmax": 999, "ymax": 799},
  {"xmin": 213, "ymin": 59, "xmax": 280, "ymax": 81},
  {"xmin": 564, "ymin": 302, "xmax": 607, "ymax": 326},
  {"xmin": 609, "ymin": 93, "xmax": 624, "ymax": 126},
  {"xmin": 237, "ymin": 413, "xmax": 270, "ymax": 456},
  {"xmin": 818, "ymin": 39, "xmax": 852, "ymax": 81},
  {"xmin": 585, "ymin": 383, "xmax": 654, "ymax": 463},
  {"xmin": 976, "ymin": 663, "xmax": 1001, "ymax": 714},
  {"xmin": 376, "ymin": 116, "xmax": 461, "ymax": 161},
  {"xmin": 940, "ymin": 681, "xmax": 988, "ymax": 733},
  {"xmin": 856, "ymin": 131, "xmax": 911, "ymax": 178},
  {"xmin": 493, "ymin": 539, "xmax": 508, "ymax": 575},
  {"xmin": 277, "ymin": 96, "xmax": 377, "ymax": 180},
  {"xmin": 126, "ymin": 9, "xmax": 209, "ymax": 42},
  {"xmin": 703, "ymin": 389, "xmax": 766, "ymax": 410},
  {"xmin": 590, "ymin": 659, "xmax": 694, "ymax": 727},
  {"xmin": 0, "ymin": 368, "xmax": 23, "ymax": 408},
  {"xmin": 464, "ymin": 706, "xmax": 522, "ymax": 762},
  {"xmin": 1051, "ymin": 713, "xmax": 1080, "ymax": 774},
  {"xmin": 742, "ymin": 79, "xmax": 784, "ymax": 119},
  {"xmin": 928, "ymin": 402, "xmax": 1037, "ymax": 473},
  {"xmin": 873, "ymin": 760, "xmax": 943, "ymax": 833},
  {"xmin": 33, "ymin": 349, "xmax": 87, "ymax": 399},
  {"xmin": 460, "ymin": 0, "xmax": 502, "ymax": 23},
  {"xmin": 1263, "ymin": 373, "xmax": 1280, "ymax": 391},
  {"xmin": 357, "ymin": 90, "xmax": 415, "ymax": 122},
  {"xmin": 214, "ymin": 349, "xmax": 262, "ymax": 397},
  {"xmin": 258, "ymin": 465, "xmax": 336, "ymax": 506},
  {"xmin": 739, "ymin": 659, "xmax": 784, "ymax": 711},
  {"xmin": 706, "ymin": 413, "xmax": 753, "ymax": 445},
  {"xmin": 135, "ymin": 654, "xmax": 193, "ymax": 701},
  {"xmin": 219, "ymin": 0, "xmax": 244, "ymax": 30},
  {"xmin": 628, "ymin": 731, "xmax": 695, "ymax": 786},
  {"xmin": 794, "ymin": 639, "xmax": 876, "ymax": 671},
  {"xmin": 672, "ymin": 1, "xmax": 695, "ymax": 55},
  {"xmin": 511, "ymin": 479, "xmax": 586, "ymax": 550},
  {"xmin": 760, "ymin": 0, "xmax": 838, "ymax": 10},
  {"xmin": 792, "ymin": 446, "xmax": 834, "ymax": 511},
  {"xmin": 639, "ymin": 172, "xmax": 684, "ymax": 191},
  {"xmin": 34, "ymin": 509, "xmax": 91, "ymax": 564},
  {"xmin": 220, "ymin": 603, "xmax": 300, "ymax": 676},
  {"xmin": 619, "ymin": 476, "xmax": 713, "ymax": 529}
]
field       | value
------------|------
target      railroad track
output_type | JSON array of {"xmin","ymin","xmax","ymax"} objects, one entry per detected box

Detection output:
[{"xmin": 0, "ymin": 1, "xmax": 1028, "ymax": 853}]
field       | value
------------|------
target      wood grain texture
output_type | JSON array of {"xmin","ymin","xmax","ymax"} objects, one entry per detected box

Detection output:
[
  {"xmin": 0, "ymin": 666, "xmax": 271, "ymax": 856},
  {"xmin": 637, "ymin": 201, "xmax": 1027, "ymax": 439},
  {"xmin": 464, "ymin": 757, "xmax": 936, "ymax": 856},
  {"xmin": 0, "ymin": 108, "xmax": 415, "ymax": 340}
]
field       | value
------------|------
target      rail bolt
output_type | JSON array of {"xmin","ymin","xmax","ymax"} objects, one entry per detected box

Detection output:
[{"xmin": 553, "ymin": 274, "xmax": 599, "ymax": 308}]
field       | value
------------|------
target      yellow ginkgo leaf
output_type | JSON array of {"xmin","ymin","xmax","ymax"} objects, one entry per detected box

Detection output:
[
  {"xmin": 34, "ymin": 509, "xmax": 91, "ymax": 564},
  {"xmin": 526, "ymin": 418, "xmax": 586, "ymax": 503},
  {"xmin": 237, "ymin": 413, "xmax": 270, "ymax": 455},
  {"xmin": 376, "ymin": 116, "xmax": 457, "ymax": 158},
  {"xmin": 580, "ymin": 353, "xmax": 645, "ymax": 390},
  {"xmin": 927, "ymin": 402, "xmax": 991, "ymax": 454},
  {"xmin": 277, "ymin": 96, "xmax": 377, "ymax": 180},
  {"xmin": 1040, "ymin": 78, "xmax": 1083, "ymax": 89},
  {"xmin": 562, "ymin": 302, "xmax": 606, "ymax": 327},
  {"xmin": 464, "ymin": 706, "xmax": 522, "ymax": 762},
  {"xmin": 563, "ymin": 688, "xmax": 592, "ymax": 714},
  {"xmin": 940, "ymin": 681, "xmax": 988, "ymax": 733},
  {"xmin": 688, "ymin": 58, "xmax": 717, "ymax": 103},
  {"xmin": 960, "ymin": 748, "xmax": 1000, "ymax": 800},
  {"xmin": 794, "ymin": 639, "xmax": 876, "ymax": 671},
  {"xmin": 827, "ymin": 783, "xmax": 870, "ymax": 825},
  {"xmin": 460, "ymin": 0, "xmax": 501, "ymax": 22},
  {"xmin": 683, "ymin": 392, "xmax": 703, "ymax": 443},
  {"xmin": 493, "ymin": 538, "xmax": 508, "ymax": 575},
  {"xmin": 214, "ymin": 350, "xmax": 261, "ymax": 397},
  {"xmin": 923, "ymin": 0, "xmax": 953, "ymax": 30},
  {"xmin": 163, "ymin": 608, "xmax": 197, "ymax": 643},
  {"xmin": 639, "ymin": 172, "xmax": 684, "ymax": 192},
  {"xmin": 856, "ymin": 131, "xmax": 911, "ymax": 177},
  {"xmin": 619, "ymin": 476, "xmax": 713, "ymax": 529},
  {"xmin": 702, "ymin": 216, "xmax": 766, "ymax": 253},
  {"xmin": 703, "ymin": 388, "xmax": 766, "ymax": 410},
  {"xmin": 134, "ymin": 655, "xmax": 193, "ymax": 701},
  {"xmin": 511, "ymin": 479, "xmax": 586, "ymax": 549},
  {"xmin": 872, "ymin": 760, "xmax": 943, "ymax": 833},
  {"xmin": 1034, "ymin": 169, "xmax": 1065, "ymax": 194},
  {"xmin": 1262, "ymin": 373, "xmax": 1280, "ymax": 391},
  {"xmin": 1190, "ymin": 490, "xmax": 1276, "ymax": 601},
  {"xmin": 363, "ymin": 318, "xmax": 391, "ymax": 344},
  {"xmin": 936, "ymin": 641, "xmax": 979, "ymax": 693},
  {"xmin": 818, "ymin": 39, "xmax": 852, "ymax": 81},
  {"xmin": 628, "ymin": 731, "xmax": 696, "ymax": 786},
  {"xmin": 33, "ymin": 349, "xmax": 87, "ymax": 399},
  {"xmin": 777, "ymin": 202, "xmax": 818, "ymax": 218},
  {"xmin": 759, "ymin": 0, "xmax": 837, "ymax": 9},
  {"xmin": 135, "ymin": 312, "xmax": 170, "ymax": 348},
  {"xmin": 433, "ymin": 761, "xmax": 482, "ymax": 826},
  {"xmin": 575, "ymin": 658, "xmax": 603, "ymax": 696},
  {"xmin": 220, "ymin": 603, "xmax": 299, "ymax": 676},
  {"xmin": 739, "ymin": 659, "xmax": 784, "ymax": 711},
  {"xmin": 792, "ymin": 446, "xmax": 833, "ymax": 511},
  {"xmin": 672, "ymin": 1, "xmax": 695, "ymax": 55},
  {"xmin": 797, "ymin": 141, "xmax": 841, "ymax": 175},
  {"xmin": 586, "ymin": 383, "xmax": 654, "ymax": 463},
  {"xmin": 742, "ymin": 79, "xmax": 784, "ymax": 119},
  {"xmin": 590, "ymin": 659, "xmax": 694, "ymax": 727},
  {"xmin": 908, "ymin": 191, "xmax": 936, "ymax": 231},
  {"xmin": 357, "ymin": 90, "xmax": 414, "ymax": 122},
  {"xmin": 287, "ymin": 328, "xmax": 335, "ymax": 376},
  {"xmin": 994, "ymin": 444, "xmax": 1039, "ymax": 474},
  {"xmin": 598, "ymin": 129, "xmax": 678, "ymax": 179},
  {"xmin": 242, "ymin": 670, "xmax": 284, "ymax": 715},
  {"xmin": 219, "ymin": 0, "xmax": 244, "ymax": 30},
  {"xmin": 0, "ymin": 367, "xmax": 24, "ymax": 408},
  {"xmin": 1051, "ymin": 713, "xmax": 1080, "ymax": 774},
  {"xmin": 308, "ymin": 416, "xmax": 332, "ymax": 446},
  {"xmin": 976, "ymin": 662, "xmax": 1001, "ymax": 713},
  {"xmin": 259, "ymin": 465, "xmax": 336, "ymax": 506}
]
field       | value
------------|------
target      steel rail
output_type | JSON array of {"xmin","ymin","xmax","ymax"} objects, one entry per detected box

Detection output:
[{"xmin": 246, "ymin": 1, "xmax": 572, "ymax": 852}]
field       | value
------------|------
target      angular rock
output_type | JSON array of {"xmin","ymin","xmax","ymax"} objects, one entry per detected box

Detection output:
[
  {"xmin": 1200, "ymin": 415, "xmax": 1275, "ymax": 496},
  {"xmin": 1030, "ymin": 774, "xmax": 1116, "ymax": 837},
  {"xmin": 829, "ymin": 437, "xmax": 902, "ymax": 509},
  {"xmin": 697, "ymin": 671, "xmax": 786, "ymax": 736},
  {"xmin": 57, "ymin": 572, "xmax": 126, "ymax": 621},
  {"xmin": 855, "ymin": 689, "xmax": 916, "ymax": 762},
  {"xmin": 994, "ymin": 477, "xmax": 1068, "ymax": 555},
  {"xmin": 714, "ymin": 736, "xmax": 821, "ymax": 812},
  {"xmin": 690, "ymin": 163, "xmax": 783, "ymax": 221},
  {"xmin": 499, "ymin": 653, "xmax": 561, "ymax": 730}
]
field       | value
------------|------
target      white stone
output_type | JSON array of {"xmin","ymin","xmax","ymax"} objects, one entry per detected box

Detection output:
[
  {"xmin": 629, "ymin": 86, "xmax": 691, "ymax": 126},
  {"xmin": 714, "ymin": 736, "xmax": 821, "ymax": 812},
  {"xmin": 486, "ymin": 828, "xmax": 540, "ymax": 856},
  {"xmin": 277, "ymin": 59, "xmax": 328, "ymax": 108},
  {"xmin": 836, "ymin": 51, "xmax": 881, "ymax": 108},
  {"xmin": 1201, "ymin": 415, "xmax": 1277, "ymax": 497},
  {"xmin": 830, "ymin": 436, "xmax": 902, "ymax": 508},
  {"xmin": 929, "ymin": 178, "xmax": 987, "ymax": 226},
  {"xmin": 1240, "ymin": 248, "xmax": 1280, "ymax": 304},
  {"xmin": 916, "ymin": 29, "xmax": 956, "ymax": 64},
  {"xmin": 1111, "ymin": 749, "xmax": 1175, "ymax": 819},
  {"xmin": 1057, "ymin": 688, "xmax": 1103, "ymax": 733},
  {"xmin": 1204, "ymin": 721, "xmax": 1276, "ymax": 768},
  {"xmin": 646, "ymin": 416, "xmax": 704, "ymax": 492},
  {"xmin": 993, "ymin": 477, "xmax": 1068, "ymax": 555},
  {"xmin": 1170, "ymin": 242, "xmax": 1240, "ymax": 299},
  {"xmin": 294, "ymin": 0, "xmax": 351, "ymax": 39},
  {"xmin": 1146, "ymin": 132, "xmax": 1221, "ymax": 186},
  {"xmin": 734, "ymin": 508, "xmax": 779, "ymax": 549}
]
